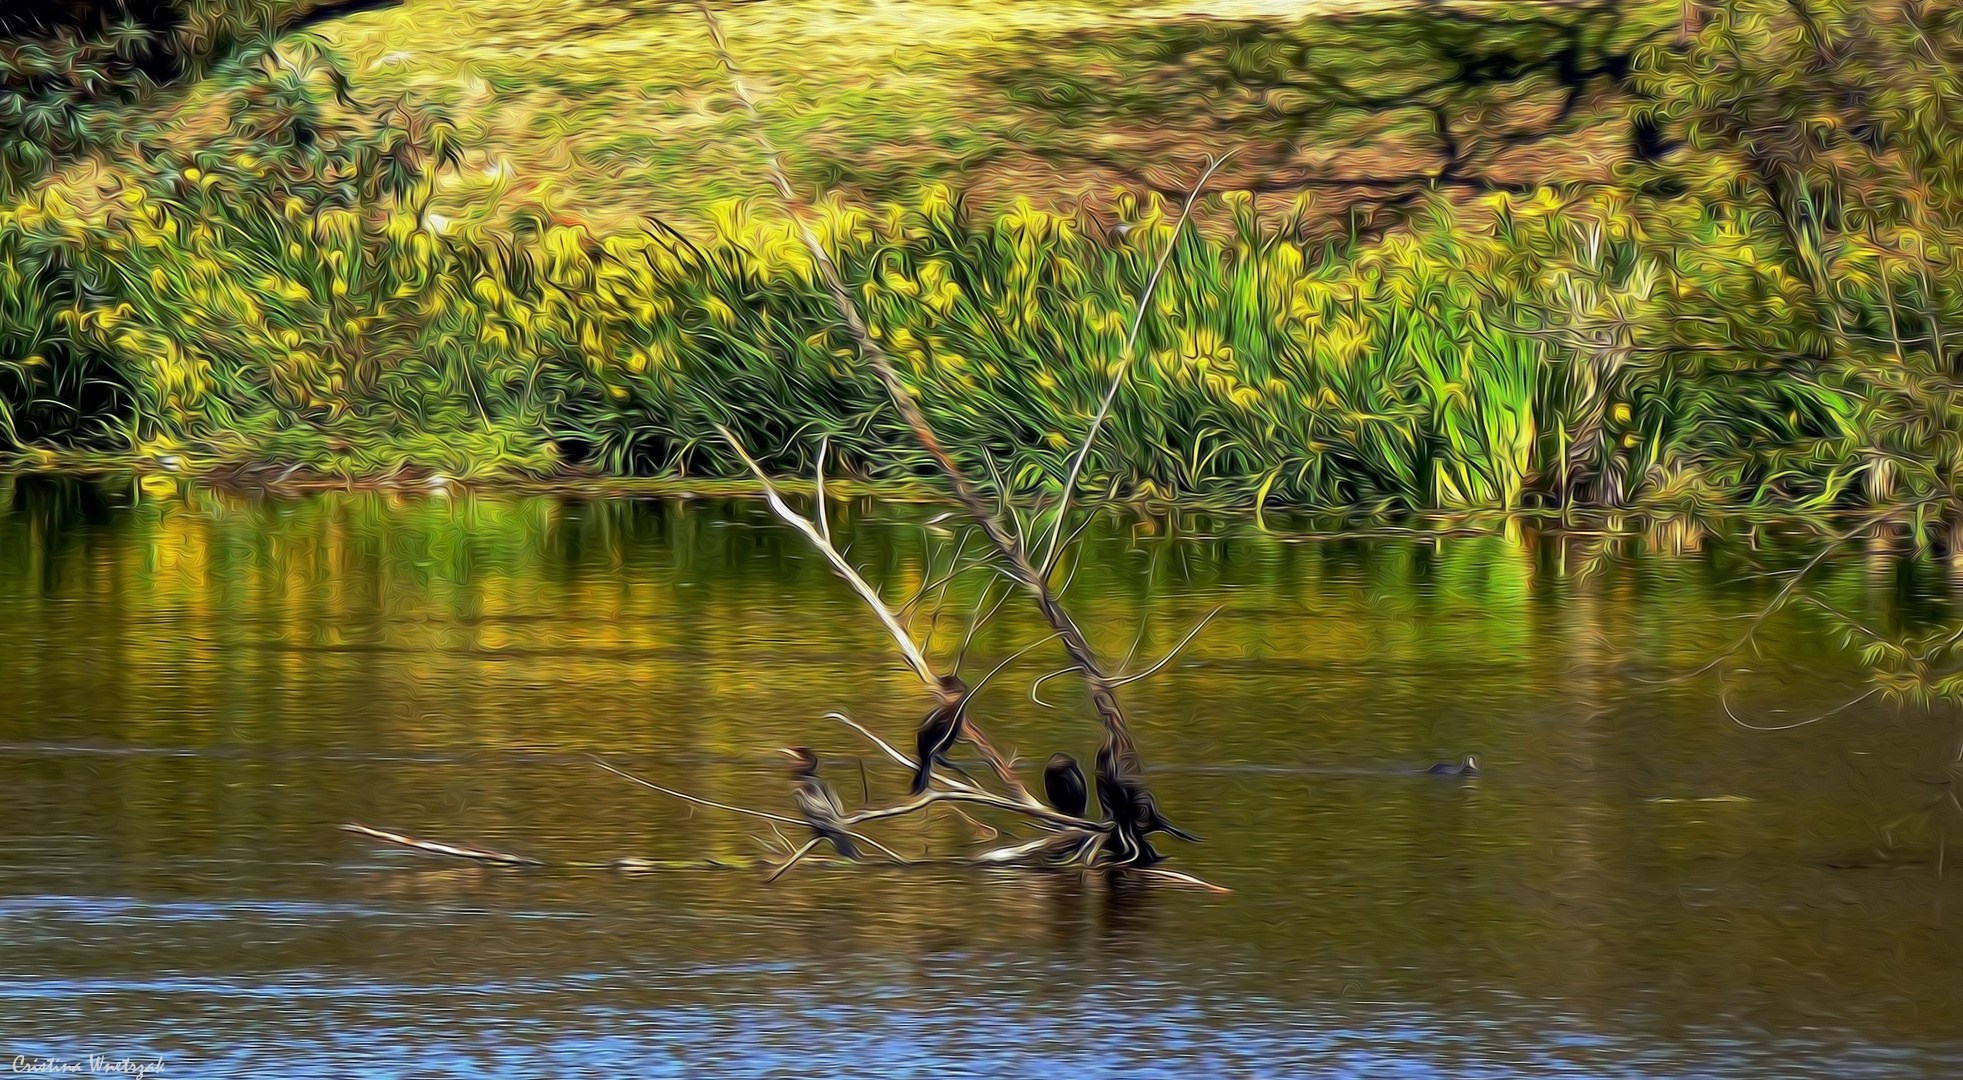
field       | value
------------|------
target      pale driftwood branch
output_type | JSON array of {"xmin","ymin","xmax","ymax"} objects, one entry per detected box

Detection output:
[
  {"xmin": 1135, "ymin": 868, "xmax": 1234, "ymax": 894},
  {"xmin": 823, "ymin": 710, "xmax": 940, "ymax": 773},
  {"xmin": 714, "ymin": 423, "xmax": 936, "ymax": 685},
  {"xmin": 822, "ymin": 713, "xmax": 1013, "ymax": 839},
  {"xmin": 820, "ymin": 718, "xmax": 1107, "ymax": 836},
  {"xmin": 826, "ymin": 711, "xmax": 935, "ymax": 775},
  {"xmin": 969, "ymin": 831, "xmax": 1100, "ymax": 865},
  {"xmin": 824, "ymin": 711, "xmax": 993, "ymax": 799},
  {"xmin": 814, "ymin": 434, "xmax": 831, "ymax": 543},
  {"xmin": 765, "ymin": 836, "xmax": 827, "ymax": 883},
  {"xmin": 692, "ymin": 0, "xmax": 1227, "ymax": 864},
  {"xmin": 340, "ymin": 822, "xmax": 546, "ymax": 867},
  {"xmin": 598, "ymin": 753, "xmax": 1053, "ymax": 868},
  {"xmin": 711, "ymin": 423, "xmax": 1035, "ymax": 802}
]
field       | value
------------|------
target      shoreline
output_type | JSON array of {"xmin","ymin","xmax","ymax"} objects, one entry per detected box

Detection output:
[{"xmin": 0, "ymin": 461, "xmax": 1882, "ymax": 542}]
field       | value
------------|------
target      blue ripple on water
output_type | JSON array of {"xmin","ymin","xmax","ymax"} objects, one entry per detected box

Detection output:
[{"xmin": 6, "ymin": 968, "xmax": 1958, "ymax": 1079}]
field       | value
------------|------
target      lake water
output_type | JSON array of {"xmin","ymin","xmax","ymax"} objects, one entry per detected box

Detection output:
[{"xmin": 1, "ymin": 476, "xmax": 1959, "ymax": 1078}]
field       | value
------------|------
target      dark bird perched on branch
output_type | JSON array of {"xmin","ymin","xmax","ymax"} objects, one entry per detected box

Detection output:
[
  {"xmin": 781, "ymin": 747, "xmax": 860, "ymax": 859},
  {"xmin": 1095, "ymin": 744, "xmax": 1197, "ymax": 866},
  {"xmin": 1044, "ymin": 753, "xmax": 1088, "ymax": 819},
  {"xmin": 911, "ymin": 676, "xmax": 968, "ymax": 794},
  {"xmin": 1425, "ymin": 755, "xmax": 1480, "ymax": 778}
]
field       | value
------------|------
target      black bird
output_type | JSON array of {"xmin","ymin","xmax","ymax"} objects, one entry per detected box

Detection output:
[
  {"xmin": 911, "ymin": 678, "xmax": 967, "ymax": 794},
  {"xmin": 1044, "ymin": 753, "xmax": 1088, "ymax": 818},
  {"xmin": 1425, "ymin": 755, "xmax": 1480, "ymax": 778},
  {"xmin": 1094, "ymin": 744, "xmax": 1197, "ymax": 866},
  {"xmin": 781, "ymin": 747, "xmax": 860, "ymax": 859},
  {"xmin": 1093, "ymin": 762, "xmax": 1152, "ymax": 865}
]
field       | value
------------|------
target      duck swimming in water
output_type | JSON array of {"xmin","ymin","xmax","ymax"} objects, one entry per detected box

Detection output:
[
  {"xmin": 1425, "ymin": 754, "xmax": 1480, "ymax": 778},
  {"xmin": 781, "ymin": 747, "xmax": 860, "ymax": 859},
  {"xmin": 1043, "ymin": 753, "xmax": 1088, "ymax": 819}
]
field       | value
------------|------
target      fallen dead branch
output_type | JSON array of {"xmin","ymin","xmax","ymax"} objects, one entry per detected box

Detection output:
[{"xmin": 584, "ymin": 734, "xmax": 1229, "ymax": 890}]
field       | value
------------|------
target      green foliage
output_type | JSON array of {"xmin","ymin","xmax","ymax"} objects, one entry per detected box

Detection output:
[
  {"xmin": 1, "ymin": 2, "xmax": 1962, "ymax": 520},
  {"xmin": 0, "ymin": 1, "xmax": 346, "ymax": 193},
  {"xmin": 1634, "ymin": 0, "xmax": 1963, "ymax": 520}
]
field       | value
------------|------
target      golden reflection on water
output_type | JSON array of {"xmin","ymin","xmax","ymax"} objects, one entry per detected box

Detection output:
[{"xmin": 1, "ymin": 476, "xmax": 1961, "ymax": 1075}]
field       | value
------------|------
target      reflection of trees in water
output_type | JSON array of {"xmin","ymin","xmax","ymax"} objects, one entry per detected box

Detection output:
[
  {"xmin": 1686, "ymin": 517, "xmax": 1963, "ymax": 872},
  {"xmin": 2, "ymin": 475, "xmax": 130, "ymax": 592},
  {"xmin": 7, "ymin": 477, "xmax": 1958, "ymax": 876}
]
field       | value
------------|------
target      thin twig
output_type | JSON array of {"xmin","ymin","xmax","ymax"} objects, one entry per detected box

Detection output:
[
  {"xmin": 594, "ymin": 757, "xmax": 807, "ymax": 826},
  {"xmin": 767, "ymin": 822, "xmax": 797, "ymax": 854},
  {"xmin": 1121, "ymin": 609, "xmax": 1153, "ymax": 674},
  {"xmin": 1111, "ymin": 607, "xmax": 1222, "ymax": 686},
  {"xmin": 1029, "ymin": 664, "xmax": 1082, "ymax": 709},
  {"xmin": 850, "ymin": 831, "xmax": 914, "ymax": 864},
  {"xmin": 914, "ymin": 534, "xmax": 978, "ymax": 658},
  {"xmin": 1038, "ymin": 153, "xmax": 1236, "ymax": 575},
  {"xmin": 765, "ymin": 836, "xmax": 826, "ymax": 883},
  {"xmin": 1643, "ymin": 513, "xmax": 1888, "ymax": 686},
  {"xmin": 900, "ymin": 528, "xmax": 974, "ymax": 617},
  {"xmin": 340, "ymin": 823, "xmax": 546, "ymax": 867},
  {"xmin": 714, "ymin": 423, "xmax": 934, "ymax": 684},
  {"xmin": 1722, "ymin": 685, "xmax": 1880, "ymax": 732},
  {"xmin": 953, "ymin": 576, "xmax": 1015, "ymax": 678},
  {"xmin": 1133, "ymin": 867, "xmax": 1233, "ymax": 894},
  {"xmin": 966, "ymin": 632, "xmax": 1065, "ymax": 704}
]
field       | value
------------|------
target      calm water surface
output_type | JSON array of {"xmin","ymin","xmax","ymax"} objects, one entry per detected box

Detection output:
[{"xmin": 1, "ymin": 477, "xmax": 1960, "ymax": 1078}]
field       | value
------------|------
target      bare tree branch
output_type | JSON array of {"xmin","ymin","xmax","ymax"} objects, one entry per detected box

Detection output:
[{"xmin": 711, "ymin": 423, "xmax": 1034, "ymax": 801}]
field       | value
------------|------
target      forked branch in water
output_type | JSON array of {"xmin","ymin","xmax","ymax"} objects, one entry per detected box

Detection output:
[{"xmin": 690, "ymin": 0, "xmax": 1225, "ymax": 865}]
